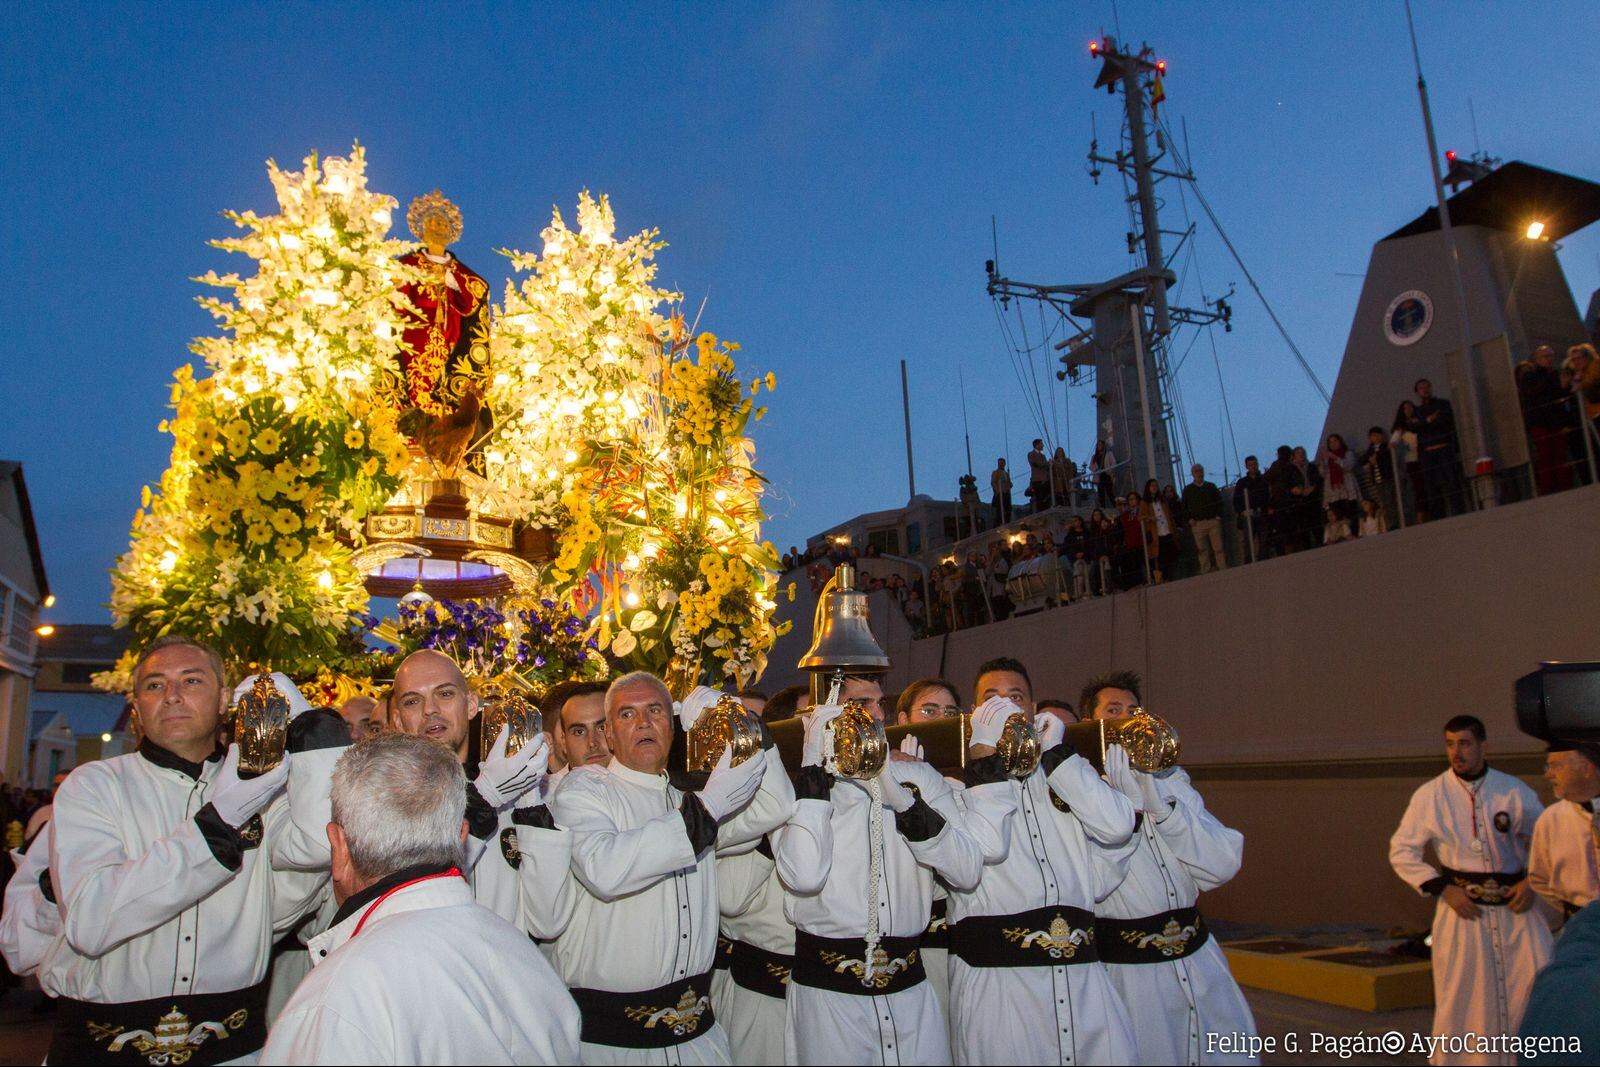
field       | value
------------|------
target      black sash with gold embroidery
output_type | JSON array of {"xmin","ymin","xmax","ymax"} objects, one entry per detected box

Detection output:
[
  {"xmin": 950, "ymin": 905, "xmax": 1099, "ymax": 967},
  {"xmin": 728, "ymin": 939, "xmax": 792, "ymax": 999},
  {"xmin": 1440, "ymin": 867, "xmax": 1525, "ymax": 907},
  {"xmin": 50, "ymin": 979, "xmax": 269, "ymax": 1066},
  {"xmin": 569, "ymin": 971, "xmax": 716, "ymax": 1049},
  {"xmin": 923, "ymin": 898, "xmax": 949, "ymax": 950},
  {"xmin": 791, "ymin": 930, "xmax": 925, "ymax": 995},
  {"xmin": 1096, "ymin": 906, "xmax": 1210, "ymax": 964}
]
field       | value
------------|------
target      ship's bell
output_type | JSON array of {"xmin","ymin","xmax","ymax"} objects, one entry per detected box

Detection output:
[{"xmin": 798, "ymin": 564, "xmax": 890, "ymax": 679}]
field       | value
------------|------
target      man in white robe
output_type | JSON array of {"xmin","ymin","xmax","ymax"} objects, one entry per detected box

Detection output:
[
  {"xmin": 1084, "ymin": 671, "xmax": 1258, "ymax": 1066},
  {"xmin": 946, "ymin": 657, "xmax": 1139, "ymax": 1067},
  {"xmin": 711, "ymin": 839, "xmax": 791, "ymax": 1066},
  {"xmin": 40, "ymin": 638, "xmax": 342, "ymax": 1066},
  {"xmin": 388, "ymin": 649, "xmax": 568, "ymax": 937},
  {"xmin": 550, "ymin": 672, "xmax": 793, "ymax": 1065},
  {"xmin": 1528, "ymin": 742, "xmax": 1600, "ymax": 920},
  {"xmin": 261, "ymin": 732, "xmax": 580, "ymax": 1064},
  {"xmin": 775, "ymin": 680, "xmax": 985, "ymax": 1066},
  {"xmin": 0, "ymin": 831, "xmax": 57, "ymax": 978},
  {"xmin": 1390, "ymin": 714, "xmax": 1552, "ymax": 1067}
]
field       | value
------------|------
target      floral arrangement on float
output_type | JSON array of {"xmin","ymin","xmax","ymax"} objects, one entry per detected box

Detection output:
[{"xmin": 98, "ymin": 149, "xmax": 782, "ymax": 698}]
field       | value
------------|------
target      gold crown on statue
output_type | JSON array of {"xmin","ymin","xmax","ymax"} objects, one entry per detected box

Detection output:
[{"xmin": 407, "ymin": 189, "xmax": 463, "ymax": 243}]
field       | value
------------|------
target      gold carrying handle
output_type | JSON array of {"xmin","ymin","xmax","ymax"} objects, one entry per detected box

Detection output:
[{"xmin": 686, "ymin": 694, "xmax": 764, "ymax": 773}]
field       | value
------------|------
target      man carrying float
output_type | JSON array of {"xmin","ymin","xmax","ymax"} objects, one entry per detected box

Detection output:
[
  {"xmin": 38, "ymin": 637, "xmax": 346, "ymax": 1065},
  {"xmin": 1082, "ymin": 671, "xmax": 1259, "ymax": 1066},
  {"xmin": 549, "ymin": 673, "xmax": 793, "ymax": 1065},
  {"xmin": 944, "ymin": 657, "xmax": 1140, "ymax": 1067}
]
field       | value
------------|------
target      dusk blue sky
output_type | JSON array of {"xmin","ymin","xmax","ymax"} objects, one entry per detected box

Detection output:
[{"xmin": 6, "ymin": 1, "xmax": 1598, "ymax": 623}]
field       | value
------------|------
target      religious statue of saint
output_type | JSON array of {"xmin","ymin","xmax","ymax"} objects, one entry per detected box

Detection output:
[{"xmin": 389, "ymin": 191, "xmax": 493, "ymax": 472}]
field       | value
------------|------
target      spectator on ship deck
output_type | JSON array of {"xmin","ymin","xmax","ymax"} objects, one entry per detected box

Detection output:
[
  {"xmin": 1408, "ymin": 378, "xmax": 1466, "ymax": 519},
  {"xmin": 991, "ymin": 457, "xmax": 1015, "ymax": 525},
  {"xmin": 1568, "ymin": 343, "xmax": 1600, "ymax": 448},
  {"xmin": 1091, "ymin": 440, "xmax": 1117, "ymax": 507},
  {"xmin": 1520, "ymin": 346, "xmax": 1574, "ymax": 496},
  {"xmin": 1357, "ymin": 427, "xmax": 1400, "ymax": 529},
  {"xmin": 1391, "ymin": 401, "xmax": 1426, "ymax": 523},
  {"xmin": 1318, "ymin": 433, "xmax": 1360, "ymax": 522},
  {"xmin": 1182, "ymin": 463, "xmax": 1227, "ymax": 574},
  {"xmin": 1233, "ymin": 455, "xmax": 1270, "ymax": 563}
]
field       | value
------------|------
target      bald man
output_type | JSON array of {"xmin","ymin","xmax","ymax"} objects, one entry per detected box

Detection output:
[{"xmin": 388, "ymin": 650, "xmax": 570, "ymax": 939}]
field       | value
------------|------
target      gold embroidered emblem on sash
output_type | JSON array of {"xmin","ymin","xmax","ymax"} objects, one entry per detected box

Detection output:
[
  {"xmin": 88, "ymin": 1005, "xmax": 249, "ymax": 1065},
  {"xmin": 624, "ymin": 987, "xmax": 709, "ymax": 1036},
  {"xmin": 1003, "ymin": 915, "xmax": 1094, "ymax": 959}
]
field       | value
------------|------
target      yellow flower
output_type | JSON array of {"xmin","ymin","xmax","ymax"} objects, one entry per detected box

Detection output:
[
  {"xmin": 253, "ymin": 428, "xmax": 282, "ymax": 455},
  {"xmin": 279, "ymin": 538, "xmax": 304, "ymax": 561},
  {"xmin": 361, "ymin": 457, "xmax": 380, "ymax": 477},
  {"xmin": 246, "ymin": 521, "xmax": 273, "ymax": 545},
  {"xmin": 345, "ymin": 428, "xmax": 365, "ymax": 449},
  {"xmin": 764, "ymin": 371, "xmax": 776, "ymax": 391},
  {"xmin": 271, "ymin": 508, "xmax": 300, "ymax": 535},
  {"xmin": 299, "ymin": 455, "xmax": 321, "ymax": 477}
]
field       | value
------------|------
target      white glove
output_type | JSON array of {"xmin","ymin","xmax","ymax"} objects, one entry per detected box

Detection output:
[
  {"xmin": 210, "ymin": 744, "xmax": 288, "ymax": 828},
  {"xmin": 231, "ymin": 672, "xmax": 314, "ymax": 719},
  {"xmin": 1033, "ymin": 712, "xmax": 1065, "ymax": 752},
  {"xmin": 698, "ymin": 746, "xmax": 768, "ymax": 821},
  {"xmin": 970, "ymin": 696, "xmax": 1018, "ymax": 748},
  {"xmin": 675, "ymin": 685, "xmax": 723, "ymax": 732},
  {"xmin": 802, "ymin": 706, "xmax": 845, "ymax": 769},
  {"xmin": 1104, "ymin": 743, "xmax": 1167, "ymax": 815},
  {"xmin": 898, "ymin": 734, "xmax": 926, "ymax": 762},
  {"xmin": 474, "ymin": 724, "xmax": 546, "ymax": 809},
  {"xmin": 876, "ymin": 761, "xmax": 918, "ymax": 812},
  {"xmin": 510, "ymin": 734, "xmax": 553, "ymax": 809}
]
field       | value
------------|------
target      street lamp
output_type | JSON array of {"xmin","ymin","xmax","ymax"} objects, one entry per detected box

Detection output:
[{"xmin": 1525, "ymin": 221, "xmax": 1546, "ymax": 240}]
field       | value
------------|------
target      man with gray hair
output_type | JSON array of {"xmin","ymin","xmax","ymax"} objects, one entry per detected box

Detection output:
[
  {"xmin": 550, "ymin": 673, "xmax": 794, "ymax": 1064},
  {"xmin": 262, "ymin": 733, "xmax": 581, "ymax": 1064}
]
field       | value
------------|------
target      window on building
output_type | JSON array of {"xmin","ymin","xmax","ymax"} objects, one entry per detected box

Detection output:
[
  {"xmin": 61, "ymin": 664, "xmax": 109, "ymax": 686},
  {"xmin": 943, "ymin": 517, "xmax": 959, "ymax": 541},
  {"xmin": 905, "ymin": 523, "xmax": 922, "ymax": 556},
  {"xmin": 866, "ymin": 529, "xmax": 900, "ymax": 556}
]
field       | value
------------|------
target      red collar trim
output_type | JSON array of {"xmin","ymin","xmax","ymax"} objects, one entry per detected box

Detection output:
[{"xmin": 350, "ymin": 868, "xmax": 463, "ymax": 939}]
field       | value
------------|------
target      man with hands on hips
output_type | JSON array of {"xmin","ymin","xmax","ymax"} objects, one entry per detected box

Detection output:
[{"xmin": 773, "ymin": 679, "xmax": 984, "ymax": 1066}]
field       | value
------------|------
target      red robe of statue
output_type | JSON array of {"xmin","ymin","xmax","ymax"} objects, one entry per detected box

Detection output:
[{"xmin": 396, "ymin": 250, "xmax": 491, "ymax": 416}]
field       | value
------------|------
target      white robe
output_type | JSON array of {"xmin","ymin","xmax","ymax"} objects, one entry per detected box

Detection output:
[
  {"xmin": 1096, "ymin": 768, "xmax": 1258, "ymax": 1065},
  {"xmin": 775, "ymin": 761, "xmax": 984, "ymax": 1066},
  {"xmin": 1389, "ymin": 768, "xmax": 1553, "ymax": 1066},
  {"xmin": 1527, "ymin": 799, "xmax": 1599, "ymax": 918},
  {"xmin": 949, "ymin": 752, "xmax": 1139, "ymax": 1066},
  {"xmin": 41, "ymin": 746, "xmax": 333, "ymax": 1003},
  {"xmin": 0, "ymin": 831, "xmax": 58, "ymax": 977},
  {"xmin": 711, "ymin": 844, "xmax": 791, "ymax": 1066},
  {"xmin": 461, "ymin": 799, "xmax": 576, "ymax": 941},
  {"xmin": 260, "ymin": 871, "xmax": 581, "ymax": 1064},
  {"xmin": 551, "ymin": 755, "xmax": 794, "ymax": 1066}
]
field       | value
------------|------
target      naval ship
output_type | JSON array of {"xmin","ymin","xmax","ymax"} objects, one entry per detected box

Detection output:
[{"xmin": 764, "ymin": 35, "xmax": 1600, "ymax": 937}]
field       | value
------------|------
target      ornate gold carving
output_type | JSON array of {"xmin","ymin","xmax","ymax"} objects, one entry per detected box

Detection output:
[
  {"xmin": 686, "ymin": 694, "xmax": 764, "ymax": 773},
  {"xmin": 232, "ymin": 675, "xmax": 288, "ymax": 777}
]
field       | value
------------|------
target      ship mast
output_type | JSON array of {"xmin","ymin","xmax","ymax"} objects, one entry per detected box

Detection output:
[{"xmin": 986, "ymin": 35, "xmax": 1229, "ymax": 494}]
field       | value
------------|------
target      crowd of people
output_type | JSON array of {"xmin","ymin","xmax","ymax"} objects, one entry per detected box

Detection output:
[
  {"xmin": 786, "ymin": 357, "xmax": 1599, "ymax": 637},
  {"xmin": 0, "ymin": 631, "xmax": 1272, "ymax": 1065}
]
